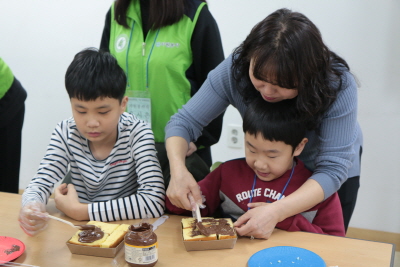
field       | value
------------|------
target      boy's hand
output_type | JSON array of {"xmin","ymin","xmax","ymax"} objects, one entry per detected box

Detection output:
[
  {"xmin": 233, "ymin": 203, "xmax": 280, "ymax": 239},
  {"xmin": 18, "ymin": 201, "xmax": 49, "ymax": 236},
  {"xmin": 54, "ymin": 183, "xmax": 89, "ymax": 221}
]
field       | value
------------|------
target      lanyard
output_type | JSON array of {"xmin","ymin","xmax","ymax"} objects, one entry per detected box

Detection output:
[
  {"xmin": 125, "ymin": 20, "xmax": 160, "ymax": 90},
  {"xmin": 247, "ymin": 160, "xmax": 296, "ymax": 210}
]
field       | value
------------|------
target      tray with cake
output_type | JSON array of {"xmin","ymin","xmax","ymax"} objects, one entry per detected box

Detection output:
[
  {"xmin": 181, "ymin": 217, "xmax": 237, "ymax": 251},
  {"xmin": 66, "ymin": 221, "xmax": 130, "ymax": 257}
]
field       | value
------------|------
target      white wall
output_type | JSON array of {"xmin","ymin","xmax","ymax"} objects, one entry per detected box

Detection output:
[
  {"xmin": 0, "ymin": 0, "xmax": 113, "ymax": 192},
  {"xmin": 1, "ymin": 0, "xmax": 399, "ymax": 234}
]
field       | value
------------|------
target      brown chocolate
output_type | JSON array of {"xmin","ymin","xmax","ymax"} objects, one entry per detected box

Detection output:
[
  {"xmin": 196, "ymin": 222, "xmax": 212, "ymax": 236},
  {"xmin": 4, "ymin": 244, "xmax": 20, "ymax": 255},
  {"xmin": 78, "ymin": 226, "xmax": 104, "ymax": 243},
  {"xmin": 191, "ymin": 218, "xmax": 235, "ymax": 237},
  {"xmin": 76, "ymin": 224, "xmax": 96, "ymax": 230}
]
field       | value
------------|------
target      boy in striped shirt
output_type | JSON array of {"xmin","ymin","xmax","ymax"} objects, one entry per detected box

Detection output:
[{"xmin": 19, "ymin": 48, "xmax": 165, "ymax": 236}]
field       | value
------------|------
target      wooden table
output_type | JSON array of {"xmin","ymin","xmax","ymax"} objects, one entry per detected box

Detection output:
[{"xmin": 0, "ymin": 192, "xmax": 395, "ymax": 266}]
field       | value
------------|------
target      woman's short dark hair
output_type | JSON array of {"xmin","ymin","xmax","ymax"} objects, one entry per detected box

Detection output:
[
  {"xmin": 233, "ymin": 8, "xmax": 350, "ymax": 128},
  {"xmin": 65, "ymin": 48, "xmax": 126, "ymax": 102},
  {"xmin": 243, "ymin": 97, "xmax": 307, "ymax": 151}
]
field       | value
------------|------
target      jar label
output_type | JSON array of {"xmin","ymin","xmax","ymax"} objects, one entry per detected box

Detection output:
[{"xmin": 125, "ymin": 242, "xmax": 158, "ymax": 264}]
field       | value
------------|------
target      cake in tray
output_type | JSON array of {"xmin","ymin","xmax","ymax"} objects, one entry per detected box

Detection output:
[
  {"xmin": 182, "ymin": 217, "xmax": 237, "ymax": 241},
  {"xmin": 68, "ymin": 221, "xmax": 130, "ymax": 248}
]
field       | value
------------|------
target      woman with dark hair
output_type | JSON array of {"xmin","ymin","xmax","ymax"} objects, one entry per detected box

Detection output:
[
  {"xmin": 165, "ymin": 8, "xmax": 362, "ymax": 239},
  {"xmin": 100, "ymin": 0, "xmax": 225, "ymax": 187}
]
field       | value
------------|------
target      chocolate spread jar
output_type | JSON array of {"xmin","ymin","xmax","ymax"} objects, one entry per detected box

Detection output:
[{"xmin": 125, "ymin": 223, "xmax": 158, "ymax": 267}]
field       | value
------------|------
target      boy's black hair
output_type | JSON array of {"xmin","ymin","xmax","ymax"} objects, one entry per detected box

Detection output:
[
  {"xmin": 65, "ymin": 48, "xmax": 126, "ymax": 102},
  {"xmin": 243, "ymin": 97, "xmax": 307, "ymax": 151}
]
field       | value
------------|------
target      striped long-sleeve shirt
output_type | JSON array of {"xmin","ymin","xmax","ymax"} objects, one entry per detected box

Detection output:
[{"xmin": 22, "ymin": 112, "xmax": 165, "ymax": 221}]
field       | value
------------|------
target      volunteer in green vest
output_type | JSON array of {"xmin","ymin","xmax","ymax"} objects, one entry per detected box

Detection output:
[
  {"xmin": 100, "ymin": 0, "xmax": 225, "ymax": 187},
  {"xmin": 0, "ymin": 57, "xmax": 27, "ymax": 193}
]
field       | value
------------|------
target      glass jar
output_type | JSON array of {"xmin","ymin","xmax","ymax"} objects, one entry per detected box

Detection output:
[{"xmin": 124, "ymin": 223, "xmax": 158, "ymax": 267}]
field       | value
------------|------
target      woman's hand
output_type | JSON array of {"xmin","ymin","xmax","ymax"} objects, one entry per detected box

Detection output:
[
  {"xmin": 234, "ymin": 202, "xmax": 281, "ymax": 239},
  {"xmin": 166, "ymin": 167, "xmax": 201, "ymax": 211},
  {"xmin": 54, "ymin": 183, "xmax": 88, "ymax": 221},
  {"xmin": 234, "ymin": 179, "xmax": 325, "ymax": 239},
  {"xmin": 166, "ymin": 136, "xmax": 202, "ymax": 211}
]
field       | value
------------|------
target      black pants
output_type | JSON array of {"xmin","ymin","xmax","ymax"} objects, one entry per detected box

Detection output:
[
  {"xmin": 337, "ymin": 146, "xmax": 362, "ymax": 232},
  {"xmin": 0, "ymin": 105, "xmax": 25, "ymax": 193}
]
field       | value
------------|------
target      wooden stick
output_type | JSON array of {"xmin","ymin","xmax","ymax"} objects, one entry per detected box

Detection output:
[
  {"xmin": 195, "ymin": 204, "xmax": 202, "ymax": 222},
  {"xmin": 47, "ymin": 215, "xmax": 77, "ymax": 229}
]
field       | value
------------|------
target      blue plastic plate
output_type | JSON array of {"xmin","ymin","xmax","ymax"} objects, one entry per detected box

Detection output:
[{"xmin": 248, "ymin": 246, "xmax": 326, "ymax": 267}]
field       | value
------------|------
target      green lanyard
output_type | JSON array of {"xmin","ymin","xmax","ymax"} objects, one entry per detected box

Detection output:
[{"xmin": 125, "ymin": 20, "xmax": 160, "ymax": 90}]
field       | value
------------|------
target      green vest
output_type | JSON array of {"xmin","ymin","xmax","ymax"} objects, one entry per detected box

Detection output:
[
  {"xmin": 0, "ymin": 58, "xmax": 14, "ymax": 99},
  {"xmin": 109, "ymin": 0, "xmax": 205, "ymax": 142}
]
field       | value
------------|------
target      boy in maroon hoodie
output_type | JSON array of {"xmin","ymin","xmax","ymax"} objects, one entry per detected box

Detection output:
[{"xmin": 166, "ymin": 97, "xmax": 345, "ymax": 237}]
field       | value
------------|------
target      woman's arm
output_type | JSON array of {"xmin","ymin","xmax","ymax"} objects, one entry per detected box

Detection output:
[
  {"xmin": 166, "ymin": 162, "xmax": 223, "ymax": 216},
  {"xmin": 305, "ymin": 71, "xmax": 360, "ymax": 199},
  {"xmin": 166, "ymin": 136, "xmax": 204, "ymax": 211},
  {"xmin": 276, "ymin": 193, "xmax": 345, "ymax": 237},
  {"xmin": 165, "ymin": 57, "xmax": 235, "ymax": 210}
]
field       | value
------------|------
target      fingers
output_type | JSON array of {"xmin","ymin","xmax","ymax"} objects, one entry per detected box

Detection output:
[
  {"xmin": 19, "ymin": 202, "xmax": 49, "ymax": 236},
  {"xmin": 245, "ymin": 230, "xmax": 271, "ymax": 240},
  {"xmin": 233, "ymin": 212, "xmax": 250, "ymax": 228},
  {"xmin": 166, "ymin": 186, "xmax": 191, "ymax": 211},
  {"xmin": 188, "ymin": 183, "xmax": 202, "ymax": 207},
  {"xmin": 187, "ymin": 193, "xmax": 197, "ymax": 211},
  {"xmin": 23, "ymin": 201, "xmax": 47, "ymax": 214},
  {"xmin": 167, "ymin": 170, "xmax": 200, "ymax": 211},
  {"xmin": 67, "ymin": 183, "xmax": 76, "ymax": 193},
  {"xmin": 19, "ymin": 216, "xmax": 48, "ymax": 236},
  {"xmin": 234, "ymin": 220, "xmax": 272, "ymax": 239},
  {"xmin": 247, "ymin": 202, "xmax": 270, "ymax": 209},
  {"xmin": 233, "ymin": 216, "xmax": 251, "ymax": 237},
  {"xmin": 234, "ymin": 208, "xmax": 274, "ymax": 240},
  {"xmin": 55, "ymin": 183, "xmax": 68, "ymax": 196}
]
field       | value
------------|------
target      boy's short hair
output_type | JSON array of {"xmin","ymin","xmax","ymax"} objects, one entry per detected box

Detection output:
[
  {"xmin": 243, "ymin": 97, "xmax": 307, "ymax": 151},
  {"xmin": 65, "ymin": 48, "xmax": 126, "ymax": 102}
]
